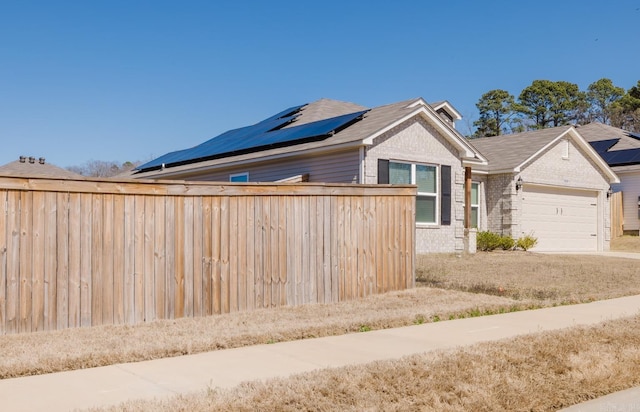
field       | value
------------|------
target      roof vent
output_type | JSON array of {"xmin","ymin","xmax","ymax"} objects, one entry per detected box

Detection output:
[
  {"xmin": 28, "ymin": 156, "xmax": 35, "ymax": 164},
  {"xmin": 39, "ymin": 157, "xmax": 45, "ymax": 165},
  {"xmin": 19, "ymin": 156, "xmax": 26, "ymax": 163}
]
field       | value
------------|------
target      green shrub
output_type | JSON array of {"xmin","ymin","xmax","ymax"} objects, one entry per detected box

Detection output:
[
  {"xmin": 516, "ymin": 234, "xmax": 538, "ymax": 251},
  {"xmin": 500, "ymin": 235, "xmax": 516, "ymax": 250},
  {"xmin": 477, "ymin": 231, "xmax": 502, "ymax": 251}
]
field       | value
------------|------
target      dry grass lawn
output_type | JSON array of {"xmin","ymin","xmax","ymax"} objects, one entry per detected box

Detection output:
[
  {"xmin": 101, "ymin": 315, "xmax": 640, "ymax": 412},
  {"xmin": 417, "ymin": 252, "xmax": 640, "ymax": 303},
  {"xmin": 1, "ymin": 253, "xmax": 638, "ymax": 382}
]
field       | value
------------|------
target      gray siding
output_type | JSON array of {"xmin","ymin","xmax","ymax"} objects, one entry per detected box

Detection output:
[{"xmin": 186, "ymin": 149, "xmax": 361, "ymax": 183}]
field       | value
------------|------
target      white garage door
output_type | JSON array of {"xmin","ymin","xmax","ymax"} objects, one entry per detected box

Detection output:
[{"xmin": 521, "ymin": 185, "xmax": 598, "ymax": 252}]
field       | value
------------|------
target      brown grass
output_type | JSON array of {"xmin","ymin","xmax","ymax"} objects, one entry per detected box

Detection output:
[
  {"xmin": 1, "ymin": 253, "xmax": 638, "ymax": 381},
  {"xmin": 0, "ymin": 288, "xmax": 520, "ymax": 379},
  {"xmin": 417, "ymin": 252, "xmax": 640, "ymax": 303},
  {"xmin": 101, "ymin": 315, "xmax": 640, "ymax": 412},
  {"xmin": 611, "ymin": 235, "xmax": 640, "ymax": 252}
]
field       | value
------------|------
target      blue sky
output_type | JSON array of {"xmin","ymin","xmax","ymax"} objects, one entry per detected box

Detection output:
[{"xmin": 1, "ymin": 1, "xmax": 638, "ymax": 168}]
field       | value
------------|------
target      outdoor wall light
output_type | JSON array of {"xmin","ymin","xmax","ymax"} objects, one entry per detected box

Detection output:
[
  {"xmin": 607, "ymin": 187, "xmax": 613, "ymax": 198},
  {"xmin": 515, "ymin": 177, "xmax": 523, "ymax": 191}
]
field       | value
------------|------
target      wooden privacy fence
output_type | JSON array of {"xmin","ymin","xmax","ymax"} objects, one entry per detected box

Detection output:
[
  {"xmin": 0, "ymin": 176, "xmax": 416, "ymax": 335},
  {"xmin": 611, "ymin": 191, "xmax": 623, "ymax": 239}
]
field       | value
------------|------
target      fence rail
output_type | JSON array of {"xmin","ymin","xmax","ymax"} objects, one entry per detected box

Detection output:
[{"xmin": 0, "ymin": 176, "xmax": 415, "ymax": 335}]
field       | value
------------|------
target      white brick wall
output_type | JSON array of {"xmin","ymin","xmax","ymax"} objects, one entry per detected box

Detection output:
[
  {"xmin": 363, "ymin": 116, "xmax": 465, "ymax": 254},
  {"xmin": 476, "ymin": 138, "xmax": 613, "ymax": 251}
]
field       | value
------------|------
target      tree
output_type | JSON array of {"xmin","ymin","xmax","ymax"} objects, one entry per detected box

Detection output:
[
  {"xmin": 67, "ymin": 160, "xmax": 140, "ymax": 177},
  {"xmin": 611, "ymin": 81, "xmax": 640, "ymax": 132},
  {"xmin": 472, "ymin": 89, "xmax": 516, "ymax": 137},
  {"xmin": 586, "ymin": 78, "xmax": 624, "ymax": 124},
  {"xmin": 516, "ymin": 80, "xmax": 586, "ymax": 129}
]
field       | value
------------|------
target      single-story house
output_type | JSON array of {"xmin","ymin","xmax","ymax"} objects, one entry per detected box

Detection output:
[
  {"xmin": 133, "ymin": 98, "xmax": 619, "ymax": 253},
  {"xmin": 575, "ymin": 122, "xmax": 640, "ymax": 235},
  {"xmin": 471, "ymin": 127, "xmax": 619, "ymax": 252},
  {"xmin": 133, "ymin": 98, "xmax": 487, "ymax": 254}
]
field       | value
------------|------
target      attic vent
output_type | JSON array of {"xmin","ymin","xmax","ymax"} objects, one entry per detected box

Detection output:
[
  {"xmin": 19, "ymin": 156, "xmax": 26, "ymax": 163},
  {"xmin": 29, "ymin": 157, "xmax": 35, "ymax": 164}
]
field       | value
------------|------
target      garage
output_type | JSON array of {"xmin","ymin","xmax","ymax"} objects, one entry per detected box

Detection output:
[{"xmin": 520, "ymin": 185, "xmax": 599, "ymax": 252}]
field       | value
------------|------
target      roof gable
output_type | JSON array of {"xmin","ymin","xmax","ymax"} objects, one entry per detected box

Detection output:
[{"xmin": 471, "ymin": 126, "xmax": 618, "ymax": 183}]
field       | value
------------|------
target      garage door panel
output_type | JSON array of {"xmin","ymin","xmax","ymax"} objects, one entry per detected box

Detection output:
[{"xmin": 521, "ymin": 186, "xmax": 598, "ymax": 252}]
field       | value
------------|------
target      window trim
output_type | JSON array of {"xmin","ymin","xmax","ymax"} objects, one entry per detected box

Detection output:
[
  {"xmin": 389, "ymin": 160, "xmax": 439, "ymax": 225},
  {"xmin": 470, "ymin": 181, "xmax": 480, "ymax": 229},
  {"xmin": 229, "ymin": 172, "xmax": 249, "ymax": 182}
]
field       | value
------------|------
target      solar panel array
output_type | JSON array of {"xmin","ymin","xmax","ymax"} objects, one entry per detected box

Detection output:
[
  {"xmin": 601, "ymin": 148, "xmax": 640, "ymax": 166},
  {"xmin": 136, "ymin": 105, "xmax": 369, "ymax": 172},
  {"xmin": 589, "ymin": 139, "xmax": 619, "ymax": 154}
]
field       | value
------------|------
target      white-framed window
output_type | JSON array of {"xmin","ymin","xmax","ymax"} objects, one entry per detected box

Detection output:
[
  {"xmin": 229, "ymin": 172, "xmax": 249, "ymax": 182},
  {"xmin": 471, "ymin": 182, "xmax": 479, "ymax": 228},
  {"xmin": 389, "ymin": 161, "xmax": 438, "ymax": 224}
]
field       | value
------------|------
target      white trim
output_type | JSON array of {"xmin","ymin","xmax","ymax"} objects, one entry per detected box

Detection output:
[
  {"xmin": 359, "ymin": 146, "xmax": 365, "ymax": 184},
  {"xmin": 429, "ymin": 101, "xmax": 463, "ymax": 121}
]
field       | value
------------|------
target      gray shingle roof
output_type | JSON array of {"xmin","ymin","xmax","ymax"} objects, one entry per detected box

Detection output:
[
  {"xmin": 575, "ymin": 123, "xmax": 640, "ymax": 151},
  {"xmin": 133, "ymin": 97, "xmax": 476, "ymax": 179},
  {"xmin": 469, "ymin": 126, "xmax": 574, "ymax": 172},
  {"xmin": 0, "ymin": 157, "xmax": 83, "ymax": 179}
]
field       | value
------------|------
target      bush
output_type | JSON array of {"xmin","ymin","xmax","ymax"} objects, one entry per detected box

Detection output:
[
  {"xmin": 477, "ymin": 231, "xmax": 502, "ymax": 251},
  {"xmin": 516, "ymin": 234, "xmax": 538, "ymax": 251},
  {"xmin": 500, "ymin": 235, "xmax": 516, "ymax": 251}
]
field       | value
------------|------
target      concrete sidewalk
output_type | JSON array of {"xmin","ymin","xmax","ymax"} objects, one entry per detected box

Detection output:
[{"xmin": 2, "ymin": 295, "xmax": 640, "ymax": 411}]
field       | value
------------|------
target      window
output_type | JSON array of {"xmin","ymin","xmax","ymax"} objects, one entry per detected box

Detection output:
[
  {"xmin": 229, "ymin": 172, "xmax": 248, "ymax": 182},
  {"xmin": 389, "ymin": 161, "xmax": 437, "ymax": 224},
  {"xmin": 471, "ymin": 182, "xmax": 479, "ymax": 228}
]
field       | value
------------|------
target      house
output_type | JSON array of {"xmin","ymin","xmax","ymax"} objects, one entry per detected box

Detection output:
[
  {"xmin": 133, "ymin": 98, "xmax": 619, "ymax": 253},
  {"xmin": 575, "ymin": 122, "xmax": 640, "ymax": 235},
  {"xmin": 133, "ymin": 98, "xmax": 487, "ymax": 254},
  {"xmin": 0, "ymin": 156, "xmax": 83, "ymax": 179},
  {"xmin": 471, "ymin": 127, "xmax": 619, "ymax": 252}
]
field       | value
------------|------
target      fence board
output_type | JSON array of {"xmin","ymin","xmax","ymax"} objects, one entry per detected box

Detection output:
[
  {"xmin": 112, "ymin": 194, "xmax": 125, "ymax": 325},
  {"xmin": 102, "ymin": 194, "xmax": 114, "ymax": 325},
  {"xmin": 0, "ymin": 191, "xmax": 7, "ymax": 335},
  {"xmin": 56, "ymin": 192, "xmax": 70, "ymax": 330},
  {"xmin": 68, "ymin": 194, "xmax": 81, "ymax": 328},
  {"xmin": 192, "ymin": 196, "xmax": 203, "ymax": 317},
  {"xmin": 144, "ymin": 195, "xmax": 155, "ymax": 322},
  {"xmin": 0, "ymin": 177, "xmax": 415, "ymax": 334},
  {"xmin": 31, "ymin": 191, "xmax": 45, "ymax": 332},
  {"xmin": 79, "ymin": 193, "xmax": 92, "ymax": 327}
]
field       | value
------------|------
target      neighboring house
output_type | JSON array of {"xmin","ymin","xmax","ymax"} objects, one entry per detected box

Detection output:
[
  {"xmin": 133, "ymin": 98, "xmax": 619, "ymax": 253},
  {"xmin": 575, "ymin": 122, "xmax": 640, "ymax": 235},
  {"xmin": 471, "ymin": 127, "xmax": 619, "ymax": 252},
  {"xmin": 133, "ymin": 98, "xmax": 488, "ymax": 254},
  {"xmin": 0, "ymin": 156, "xmax": 83, "ymax": 179}
]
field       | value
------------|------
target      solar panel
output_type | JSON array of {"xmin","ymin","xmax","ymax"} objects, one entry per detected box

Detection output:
[
  {"xmin": 136, "ymin": 105, "xmax": 369, "ymax": 172},
  {"xmin": 629, "ymin": 132, "xmax": 640, "ymax": 141},
  {"xmin": 602, "ymin": 148, "xmax": 640, "ymax": 166},
  {"xmin": 589, "ymin": 139, "xmax": 619, "ymax": 154},
  {"xmin": 137, "ymin": 104, "xmax": 306, "ymax": 171}
]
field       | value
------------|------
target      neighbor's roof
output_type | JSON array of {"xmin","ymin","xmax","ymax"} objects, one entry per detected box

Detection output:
[
  {"xmin": 576, "ymin": 123, "xmax": 640, "ymax": 151},
  {"xmin": 470, "ymin": 126, "xmax": 574, "ymax": 172},
  {"xmin": 575, "ymin": 122, "xmax": 640, "ymax": 169},
  {"xmin": 0, "ymin": 157, "xmax": 83, "ymax": 179},
  {"xmin": 133, "ymin": 97, "xmax": 485, "ymax": 179}
]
